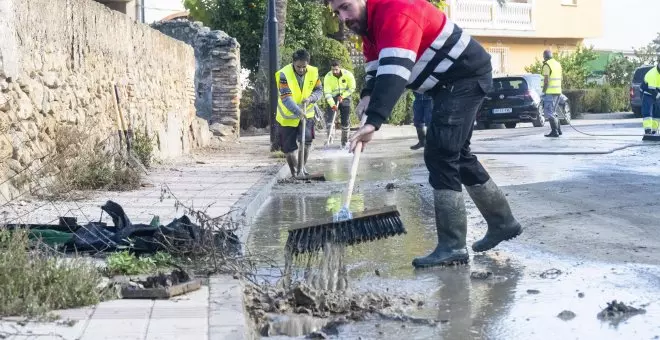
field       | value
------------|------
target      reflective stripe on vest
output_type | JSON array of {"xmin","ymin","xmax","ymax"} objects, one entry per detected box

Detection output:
[
  {"xmin": 544, "ymin": 59, "xmax": 563, "ymax": 95},
  {"xmin": 643, "ymin": 117, "xmax": 660, "ymax": 131},
  {"xmin": 275, "ymin": 64, "xmax": 319, "ymax": 127}
]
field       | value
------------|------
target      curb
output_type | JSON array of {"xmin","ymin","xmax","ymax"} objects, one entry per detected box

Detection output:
[
  {"xmin": 209, "ymin": 162, "xmax": 289, "ymax": 340},
  {"xmin": 230, "ymin": 162, "xmax": 289, "ymax": 245},
  {"xmin": 581, "ymin": 112, "xmax": 637, "ymax": 120}
]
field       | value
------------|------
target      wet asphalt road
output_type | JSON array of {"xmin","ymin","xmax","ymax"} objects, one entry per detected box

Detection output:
[{"xmin": 247, "ymin": 120, "xmax": 660, "ymax": 340}]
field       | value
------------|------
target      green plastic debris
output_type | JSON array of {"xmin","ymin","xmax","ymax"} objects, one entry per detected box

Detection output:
[
  {"xmin": 28, "ymin": 229, "xmax": 74, "ymax": 247},
  {"xmin": 149, "ymin": 216, "xmax": 160, "ymax": 227}
]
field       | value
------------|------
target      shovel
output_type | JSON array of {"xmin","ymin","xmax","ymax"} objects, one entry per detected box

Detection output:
[{"xmin": 295, "ymin": 104, "xmax": 326, "ymax": 181}]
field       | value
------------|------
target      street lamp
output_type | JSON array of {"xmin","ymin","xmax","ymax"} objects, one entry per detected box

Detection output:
[{"xmin": 268, "ymin": 0, "xmax": 280, "ymax": 151}]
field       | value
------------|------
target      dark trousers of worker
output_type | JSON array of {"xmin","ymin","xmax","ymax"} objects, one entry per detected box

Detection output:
[
  {"xmin": 412, "ymin": 94, "xmax": 433, "ymax": 128},
  {"xmin": 424, "ymin": 75, "xmax": 492, "ymax": 191},
  {"xmin": 325, "ymin": 96, "xmax": 351, "ymax": 129},
  {"xmin": 642, "ymin": 94, "xmax": 660, "ymax": 132}
]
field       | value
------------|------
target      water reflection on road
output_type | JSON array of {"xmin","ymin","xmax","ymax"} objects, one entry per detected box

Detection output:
[{"xmin": 248, "ymin": 146, "xmax": 660, "ymax": 339}]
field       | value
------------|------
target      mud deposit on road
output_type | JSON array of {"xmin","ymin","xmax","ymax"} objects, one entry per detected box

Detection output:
[
  {"xmin": 597, "ymin": 300, "xmax": 647, "ymax": 325},
  {"xmin": 248, "ymin": 239, "xmax": 437, "ymax": 338},
  {"xmin": 245, "ymin": 281, "xmax": 433, "ymax": 337},
  {"xmin": 248, "ymin": 137, "xmax": 660, "ymax": 339}
]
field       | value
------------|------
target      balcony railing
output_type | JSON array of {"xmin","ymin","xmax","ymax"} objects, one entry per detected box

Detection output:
[{"xmin": 447, "ymin": 0, "xmax": 535, "ymax": 32}]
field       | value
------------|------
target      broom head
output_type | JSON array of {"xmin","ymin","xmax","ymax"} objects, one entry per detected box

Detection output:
[
  {"xmin": 295, "ymin": 172, "xmax": 326, "ymax": 181},
  {"xmin": 285, "ymin": 205, "xmax": 405, "ymax": 255},
  {"xmin": 642, "ymin": 134, "xmax": 660, "ymax": 141}
]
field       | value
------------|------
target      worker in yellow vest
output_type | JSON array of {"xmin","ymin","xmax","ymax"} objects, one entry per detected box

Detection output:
[
  {"xmin": 323, "ymin": 60, "xmax": 357, "ymax": 148},
  {"xmin": 641, "ymin": 60, "xmax": 660, "ymax": 135},
  {"xmin": 542, "ymin": 50, "xmax": 563, "ymax": 138},
  {"xmin": 276, "ymin": 49, "xmax": 324, "ymax": 177}
]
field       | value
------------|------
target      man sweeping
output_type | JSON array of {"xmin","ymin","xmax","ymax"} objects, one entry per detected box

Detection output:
[
  {"xmin": 276, "ymin": 49, "xmax": 323, "ymax": 177},
  {"xmin": 324, "ymin": 60, "xmax": 357, "ymax": 148},
  {"xmin": 329, "ymin": 0, "xmax": 522, "ymax": 268}
]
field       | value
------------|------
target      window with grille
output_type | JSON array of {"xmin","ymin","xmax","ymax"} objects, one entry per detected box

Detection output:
[{"xmin": 487, "ymin": 47, "xmax": 509, "ymax": 76}]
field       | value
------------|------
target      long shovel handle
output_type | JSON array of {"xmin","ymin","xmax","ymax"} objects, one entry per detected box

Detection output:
[{"xmin": 297, "ymin": 105, "xmax": 307, "ymax": 176}]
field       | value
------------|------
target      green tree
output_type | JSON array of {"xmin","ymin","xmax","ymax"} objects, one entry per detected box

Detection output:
[
  {"xmin": 182, "ymin": 0, "xmax": 214, "ymax": 25},
  {"xmin": 632, "ymin": 34, "xmax": 660, "ymax": 66},
  {"xmin": 183, "ymin": 0, "xmax": 267, "ymax": 72},
  {"xmin": 525, "ymin": 45, "xmax": 598, "ymax": 90},
  {"xmin": 604, "ymin": 55, "xmax": 636, "ymax": 87}
]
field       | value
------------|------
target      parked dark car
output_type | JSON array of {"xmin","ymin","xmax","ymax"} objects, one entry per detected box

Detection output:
[
  {"xmin": 476, "ymin": 74, "xmax": 571, "ymax": 129},
  {"xmin": 630, "ymin": 65, "xmax": 653, "ymax": 117}
]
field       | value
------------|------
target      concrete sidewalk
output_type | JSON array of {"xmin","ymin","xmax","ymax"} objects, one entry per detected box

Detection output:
[{"xmin": 0, "ymin": 135, "xmax": 287, "ymax": 340}]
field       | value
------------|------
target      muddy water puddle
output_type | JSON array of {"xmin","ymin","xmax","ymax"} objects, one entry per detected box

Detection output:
[{"xmin": 248, "ymin": 151, "xmax": 660, "ymax": 339}]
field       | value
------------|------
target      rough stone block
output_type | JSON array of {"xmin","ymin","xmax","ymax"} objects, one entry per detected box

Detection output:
[{"xmin": 0, "ymin": 2, "xmax": 221, "ymax": 196}]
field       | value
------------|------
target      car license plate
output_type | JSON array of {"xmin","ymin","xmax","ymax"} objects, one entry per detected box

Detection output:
[{"xmin": 493, "ymin": 108, "xmax": 513, "ymax": 114}]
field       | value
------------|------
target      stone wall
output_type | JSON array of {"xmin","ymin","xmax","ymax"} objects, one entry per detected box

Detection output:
[
  {"xmin": 151, "ymin": 20, "xmax": 241, "ymax": 139},
  {"xmin": 0, "ymin": 0, "xmax": 212, "ymax": 202}
]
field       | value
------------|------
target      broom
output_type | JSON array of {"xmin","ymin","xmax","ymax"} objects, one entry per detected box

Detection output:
[
  {"xmin": 112, "ymin": 84, "xmax": 148, "ymax": 174},
  {"xmin": 295, "ymin": 104, "xmax": 326, "ymax": 181},
  {"xmin": 324, "ymin": 107, "xmax": 338, "ymax": 147},
  {"xmin": 285, "ymin": 117, "xmax": 405, "ymax": 255}
]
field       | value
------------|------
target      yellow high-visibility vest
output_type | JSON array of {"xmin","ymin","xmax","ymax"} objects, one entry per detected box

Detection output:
[
  {"xmin": 275, "ymin": 64, "xmax": 318, "ymax": 127},
  {"xmin": 323, "ymin": 69, "xmax": 356, "ymax": 106},
  {"xmin": 644, "ymin": 67, "xmax": 660, "ymax": 92},
  {"xmin": 543, "ymin": 58, "xmax": 563, "ymax": 95}
]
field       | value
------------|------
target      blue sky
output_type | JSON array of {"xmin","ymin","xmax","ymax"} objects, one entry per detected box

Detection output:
[
  {"xmin": 585, "ymin": 0, "xmax": 660, "ymax": 50},
  {"xmin": 144, "ymin": 0, "xmax": 185, "ymax": 23}
]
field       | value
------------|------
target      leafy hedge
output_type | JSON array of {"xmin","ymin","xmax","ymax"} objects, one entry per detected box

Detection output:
[
  {"xmin": 347, "ymin": 64, "xmax": 414, "ymax": 126},
  {"xmin": 564, "ymin": 86, "xmax": 630, "ymax": 117}
]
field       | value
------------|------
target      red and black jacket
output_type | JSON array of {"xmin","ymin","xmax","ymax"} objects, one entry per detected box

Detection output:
[{"xmin": 361, "ymin": 0, "xmax": 492, "ymax": 129}]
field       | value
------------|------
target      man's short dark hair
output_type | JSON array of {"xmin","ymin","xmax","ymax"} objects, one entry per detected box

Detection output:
[
  {"xmin": 293, "ymin": 49, "xmax": 311, "ymax": 62},
  {"xmin": 330, "ymin": 60, "xmax": 341, "ymax": 67}
]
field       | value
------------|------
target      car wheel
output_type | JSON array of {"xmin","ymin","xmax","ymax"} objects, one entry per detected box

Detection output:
[
  {"xmin": 476, "ymin": 122, "xmax": 491, "ymax": 130},
  {"xmin": 505, "ymin": 123, "xmax": 517, "ymax": 129},
  {"xmin": 632, "ymin": 106, "xmax": 642, "ymax": 118},
  {"xmin": 559, "ymin": 103, "xmax": 571, "ymax": 125},
  {"xmin": 532, "ymin": 105, "xmax": 545, "ymax": 127}
]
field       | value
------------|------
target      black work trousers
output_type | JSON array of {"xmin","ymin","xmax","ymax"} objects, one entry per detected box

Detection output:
[
  {"xmin": 326, "ymin": 96, "xmax": 351, "ymax": 128},
  {"xmin": 424, "ymin": 74, "xmax": 492, "ymax": 191}
]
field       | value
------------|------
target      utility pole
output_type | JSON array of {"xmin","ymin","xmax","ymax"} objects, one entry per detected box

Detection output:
[
  {"xmin": 268, "ymin": 0, "xmax": 280, "ymax": 151},
  {"xmin": 141, "ymin": 0, "xmax": 146, "ymax": 23}
]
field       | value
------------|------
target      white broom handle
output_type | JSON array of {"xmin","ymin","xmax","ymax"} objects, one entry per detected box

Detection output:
[
  {"xmin": 343, "ymin": 141, "xmax": 362, "ymax": 209},
  {"xmin": 343, "ymin": 114, "xmax": 368, "ymax": 209},
  {"xmin": 329, "ymin": 109, "xmax": 337, "ymax": 140}
]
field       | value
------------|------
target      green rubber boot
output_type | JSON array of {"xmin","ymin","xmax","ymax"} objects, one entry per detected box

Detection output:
[
  {"xmin": 412, "ymin": 189, "xmax": 469, "ymax": 268},
  {"xmin": 465, "ymin": 179, "xmax": 522, "ymax": 252}
]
